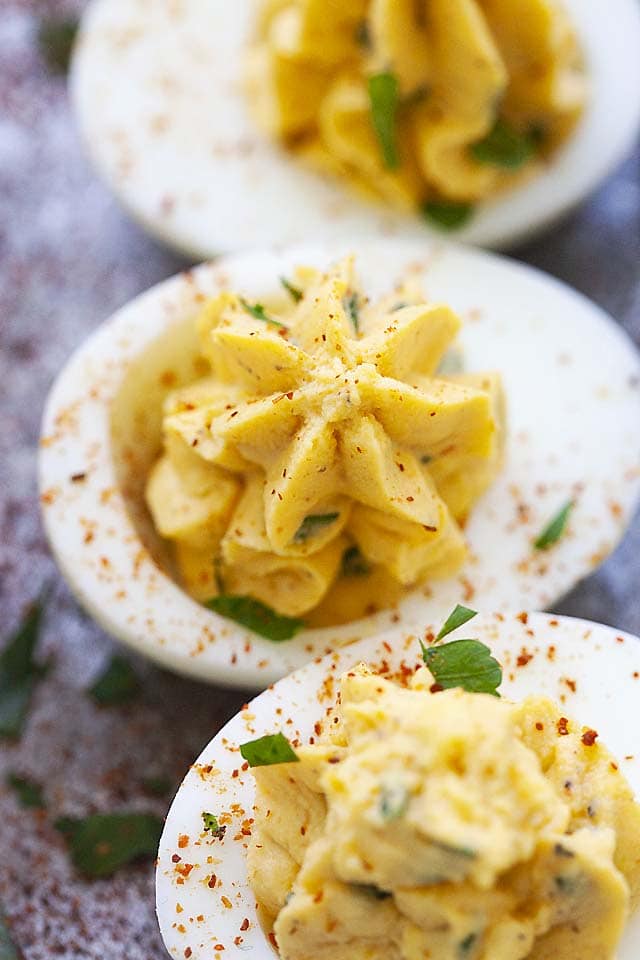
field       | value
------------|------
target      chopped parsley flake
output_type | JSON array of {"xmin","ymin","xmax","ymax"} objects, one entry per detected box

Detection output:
[
  {"xmin": 240, "ymin": 732, "xmax": 300, "ymax": 767},
  {"xmin": 55, "ymin": 812, "xmax": 163, "ymax": 878},
  {"xmin": 436, "ymin": 604, "xmax": 478, "ymax": 641},
  {"xmin": 280, "ymin": 276, "xmax": 303, "ymax": 303},
  {"xmin": 470, "ymin": 118, "xmax": 536, "ymax": 170},
  {"xmin": 368, "ymin": 72, "xmax": 400, "ymax": 170},
  {"xmin": 0, "ymin": 591, "xmax": 48, "ymax": 739},
  {"xmin": 422, "ymin": 200, "xmax": 474, "ymax": 231},
  {"xmin": 89, "ymin": 655, "xmax": 140, "ymax": 706},
  {"xmin": 421, "ymin": 638, "xmax": 502, "ymax": 697},
  {"xmin": 534, "ymin": 500, "xmax": 574, "ymax": 550},
  {"xmin": 206, "ymin": 595, "xmax": 304, "ymax": 642},
  {"xmin": 238, "ymin": 297, "xmax": 288, "ymax": 330},
  {"xmin": 379, "ymin": 783, "xmax": 409, "ymax": 821},
  {"xmin": 343, "ymin": 292, "xmax": 360, "ymax": 333},
  {"xmin": 341, "ymin": 546, "xmax": 372, "ymax": 577},
  {"xmin": 6, "ymin": 773, "xmax": 45, "ymax": 809},
  {"xmin": 37, "ymin": 16, "xmax": 79, "ymax": 74},
  {"xmin": 294, "ymin": 513, "xmax": 340, "ymax": 543},
  {"xmin": 202, "ymin": 812, "xmax": 226, "ymax": 839}
]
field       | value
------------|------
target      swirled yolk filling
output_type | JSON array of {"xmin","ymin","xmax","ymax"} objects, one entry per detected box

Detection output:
[
  {"xmin": 145, "ymin": 257, "xmax": 504, "ymax": 623},
  {"xmin": 246, "ymin": 0, "xmax": 586, "ymax": 226}
]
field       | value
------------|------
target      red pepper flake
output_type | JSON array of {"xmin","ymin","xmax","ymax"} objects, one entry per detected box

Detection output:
[
  {"xmin": 178, "ymin": 835, "xmax": 189, "ymax": 848},
  {"xmin": 268, "ymin": 933, "xmax": 279, "ymax": 951},
  {"xmin": 176, "ymin": 863, "xmax": 194, "ymax": 878},
  {"xmin": 208, "ymin": 874, "xmax": 217, "ymax": 889},
  {"xmin": 516, "ymin": 648, "xmax": 533, "ymax": 667},
  {"xmin": 430, "ymin": 683, "xmax": 444, "ymax": 694},
  {"xmin": 184, "ymin": 950, "xmax": 192, "ymax": 959},
  {"xmin": 581, "ymin": 729, "xmax": 598, "ymax": 747},
  {"xmin": 313, "ymin": 890, "xmax": 324, "ymax": 903},
  {"xmin": 286, "ymin": 391, "xmax": 293, "ymax": 400},
  {"xmin": 535, "ymin": 722, "xmax": 544, "ymax": 731},
  {"xmin": 171, "ymin": 853, "xmax": 182, "ymax": 863},
  {"xmin": 240, "ymin": 918, "xmax": 250, "ymax": 932},
  {"xmin": 557, "ymin": 717, "xmax": 570, "ymax": 736},
  {"xmin": 547, "ymin": 645, "xmax": 556, "ymax": 661},
  {"xmin": 610, "ymin": 762, "xmax": 619, "ymax": 772},
  {"xmin": 516, "ymin": 612, "xmax": 528, "ymax": 625},
  {"xmin": 70, "ymin": 472, "xmax": 87, "ymax": 483},
  {"xmin": 406, "ymin": 496, "xmax": 414, "ymax": 502},
  {"xmin": 563, "ymin": 678, "xmax": 577, "ymax": 693},
  {"xmin": 221, "ymin": 896, "xmax": 232, "ymax": 909},
  {"xmin": 214, "ymin": 946, "xmax": 225, "ymax": 952}
]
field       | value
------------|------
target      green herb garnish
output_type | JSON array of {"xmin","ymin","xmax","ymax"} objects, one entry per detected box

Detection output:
[
  {"xmin": 459, "ymin": 932, "xmax": 478, "ymax": 955},
  {"xmin": 0, "ymin": 592, "xmax": 48, "ymax": 738},
  {"xmin": 354, "ymin": 884, "xmax": 392, "ymax": 900},
  {"xmin": 55, "ymin": 812, "xmax": 163, "ymax": 878},
  {"xmin": 470, "ymin": 118, "xmax": 536, "ymax": 170},
  {"xmin": 37, "ymin": 16, "xmax": 79, "ymax": 74},
  {"xmin": 6, "ymin": 774, "xmax": 45, "ymax": 809},
  {"xmin": 280, "ymin": 276, "xmax": 303, "ymax": 303},
  {"xmin": 422, "ymin": 200, "xmax": 474, "ymax": 231},
  {"xmin": 238, "ymin": 297, "xmax": 288, "ymax": 330},
  {"xmin": 240, "ymin": 732, "xmax": 300, "ymax": 768},
  {"xmin": 534, "ymin": 500, "xmax": 574, "ymax": 550},
  {"xmin": 421, "ymin": 639, "xmax": 502, "ymax": 697},
  {"xmin": 435, "ymin": 604, "xmax": 478, "ymax": 641},
  {"xmin": 341, "ymin": 546, "xmax": 372, "ymax": 577},
  {"xmin": 202, "ymin": 812, "xmax": 226, "ymax": 839},
  {"xmin": 207, "ymin": 596, "xmax": 304, "ymax": 642},
  {"xmin": 368, "ymin": 72, "xmax": 400, "ymax": 170},
  {"xmin": 355, "ymin": 19, "xmax": 371, "ymax": 49},
  {"xmin": 379, "ymin": 783, "xmax": 409, "ymax": 821},
  {"xmin": 294, "ymin": 513, "xmax": 340, "ymax": 544},
  {"xmin": 89, "ymin": 655, "xmax": 140, "ymax": 706},
  {"xmin": 0, "ymin": 908, "xmax": 19, "ymax": 960},
  {"xmin": 343, "ymin": 292, "xmax": 360, "ymax": 333}
]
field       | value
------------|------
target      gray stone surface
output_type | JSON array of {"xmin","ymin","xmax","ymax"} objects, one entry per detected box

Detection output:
[{"xmin": 0, "ymin": 2, "xmax": 638, "ymax": 956}]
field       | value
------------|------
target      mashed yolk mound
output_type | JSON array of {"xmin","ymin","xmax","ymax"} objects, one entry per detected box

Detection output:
[
  {"xmin": 145, "ymin": 257, "xmax": 504, "ymax": 620},
  {"xmin": 248, "ymin": 665, "xmax": 640, "ymax": 960},
  {"xmin": 246, "ymin": 0, "xmax": 585, "ymax": 217}
]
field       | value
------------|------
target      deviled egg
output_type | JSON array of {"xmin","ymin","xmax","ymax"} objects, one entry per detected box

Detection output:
[
  {"xmin": 39, "ymin": 239, "xmax": 640, "ymax": 687},
  {"xmin": 155, "ymin": 609, "xmax": 640, "ymax": 959},
  {"xmin": 71, "ymin": 0, "xmax": 640, "ymax": 256}
]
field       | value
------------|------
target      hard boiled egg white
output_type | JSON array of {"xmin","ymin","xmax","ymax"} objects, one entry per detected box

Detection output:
[
  {"xmin": 70, "ymin": 0, "xmax": 640, "ymax": 257},
  {"xmin": 155, "ymin": 610, "xmax": 640, "ymax": 958},
  {"xmin": 39, "ymin": 239, "xmax": 640, "ymax": 687}
]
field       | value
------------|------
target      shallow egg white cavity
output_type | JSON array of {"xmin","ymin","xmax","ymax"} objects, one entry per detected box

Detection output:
[
  {"xmin": 155, "ymin": 612, "xmax": 640, "ymax": 958},
  {"xmin": 71, "ymin": 0, "xmax": 640, "ymax": 256}
]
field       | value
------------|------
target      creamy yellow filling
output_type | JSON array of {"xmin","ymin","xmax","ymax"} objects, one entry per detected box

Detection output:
[
  {"xmin": 248, "ymin": 665, "xmax": 640, "ymax": 960},
  {"xmin": 246, "ymin": 0, "xmax": 585, "ymax": 216},
  {"xmin": 145, "ymin": 257, "xmax": 504, "ymax": 619}
]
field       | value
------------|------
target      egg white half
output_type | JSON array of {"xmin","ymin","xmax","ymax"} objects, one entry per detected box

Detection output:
[
  {"xmin": 155, "ymin": 610, "xmax": 640, "ymax": 959},
  {"xmin": 39, "ymin": 239, "xmax": 640, "ymax": 687},
  {"xmin": 70, "ymin": 0, "xmax": 640, "ymax": 257}
]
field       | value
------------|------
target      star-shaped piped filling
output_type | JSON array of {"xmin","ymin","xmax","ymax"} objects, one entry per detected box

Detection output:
[{"xmin": 147, "ymin": 257, "xmax": 504, "ymax": 617}]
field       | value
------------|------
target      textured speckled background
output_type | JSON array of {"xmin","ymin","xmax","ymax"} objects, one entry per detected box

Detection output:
[{"xmin": 0, "ymin": 2, "xmax": 639, "ymax": 957}]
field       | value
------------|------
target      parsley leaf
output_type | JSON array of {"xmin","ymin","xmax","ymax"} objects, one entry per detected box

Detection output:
[
  {"xmin": 206, "ymin": 596, "xmax": 304, "ymax": 642},
  {"xmin": 534, "ymin": 500, "xmax": 574, "ymax": 550},
  {"xmin": 89, "ymin": 655, "xmax": 140, "ymax": 706},
  {"xmin": 202, "ymin": 812, "xmax": 226, "ymax": 839},
  {"xmin": 470, "ymin": 118, "xmax": 536, "ymax": 170},
  {"xmin": 368, "ymin": 72, "xmax": 400, "ymax": 170},
  {"xmin": 422, "ymin": 200, "xmax": 474, "ymax": 231},
  {"xmin": 436, "ymin": 604, "xmax": 478, "ymax": 641},
  {"xmin": 379, "ymin": 783, "xmax": 409, "ymax": 821},
  {"xmin": 240, "ymin": 732, "xmax": 300, "ymax": 767},
  {"xmin": 421, "ymin": 639, "xmax": 502, "ymax": 697},
  {"xmin": 37, "ymin": 16, "xmax": 79, "ymax": 74},
  {"xmin": 294, "ymin": 513, "xmax": 340, "ymax": 544},
  {"xmin": 280, "ymin": 276, "xmax": 303, "ymax": 303},
  {"xmin": 238, "ymin": 297, "xmax": 288, "ymax": 330},
  {"xmin": 341, "ymin": 546, "xmax": 372, "ymax": 577},
  {"xmin": 343, "ymin": 292, "xmax": 360, "ymax": 333},
  {"xmin": 0, "ymin": 592, "xmax": 48, "ymax": 739},
  {"xmin": 55, "ymin": 812, "xmax": 163, "ymax": 878},
  {"xmin": 355, "ymin": 20, "xmax": 371, "ymax": 50},
  {"xmin": 6, "ymin": 774, "xmax": 45, "ymax": 809},
  {"xmin": 0, "ymin": 908, "xmax": 20, "ymax": 960}
]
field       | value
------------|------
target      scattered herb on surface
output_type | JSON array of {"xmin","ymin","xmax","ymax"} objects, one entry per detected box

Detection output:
[
  {"xmin": 402, "ymin": 84, "xmax": 429, "ymax": 109},
  {"xmin": 470, "ymin": 118, "xmax": 535, "ymax": 170},
  {"xmin": 294, "ymin": 512, "xmax": 340, "ymax": 544},
  {"xmin": 37, "ymin": 16, "xmax": 79, "ymax": 74},
  {"xmin": 206, "ymin": 596, "xmax": 304, "ymax": 642},
  {"xmin": 55, "ymin": 812, "xmax": 163, "ymax": 878},
  {"xmin": 368, "ymin": 72, "xmax": 400, "ymax": 169},
  {"xmin": 280, "ymin": 276, "xmax": 303, "ymax": 303},
  {"xmin": 379, "ymin": 783, "xmax": 409, "ymax": 821},
  {"xmin": 202, "ymin": 812, "xmax": 226, "ymax": 839},
  {"xmin": 341, "ymin": 546, "xmax": 372, "ymax": 577},
  {"xmin": 89, "ymin": 655, "xmax": 140, "ymax": 706},
  {"xmin": 142, "ymin": 776, "xmax": 172, "ymax": 797},
  {"xmin": 459, "ymin": 932, "xmax": 478, "ymax": 955},
  {"xmin": 422, "ymin": 200, "xmax": 474, "ymax": 231},
  {"xmin": 6, "ymin": 774, "xmax": 45, "ymax": 809},
  {"xmin": 240, "ymin": 732, "xmax": 300, "ymax": 768},
  {"xmin": 420, "ymin": 454, "xmax": 432, "ymax": 464},
  {"xmin": 0, "ymin": 908, "xmax": 20, "ymax": 960},
  {"xmin": 421, "ymin": 638, "xmax": 502, "ymax": 697},
  {"xmin": 0, "ymin": 592, "xmax": 48, "ymax": 738},
  {"xmin": 534, "ymin": 500, "xmax": 574, "ymax": 550},
  {"xmin": 343, "ymin": 292, "xmax": 360, "ymax": 333},
  {"xmin": 355, "ymin": 19, "xmax": 371, "ymax": 49},
  {"xmin": 238, "ymin": 297, "xmax": 287, "ymax": 330},
  {"xmin": 354, "ymin": 884, "xmax": 392, "ymax": 900},
  {"xmin": 435, "ymin": 604, "xmax": 478, "ymax": 641}
]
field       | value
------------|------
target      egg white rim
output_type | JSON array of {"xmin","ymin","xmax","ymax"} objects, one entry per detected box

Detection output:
[
  {"xmin": 70, "ymin": 0, "xmax": 640, "ymax": 258},
  {"xmin": 38, "ymin": 238, "xmax": 640, "ymax": 688},
  {"xmin": 155, "ymin": 610, "xmax": 640, "ymax": 959}
]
